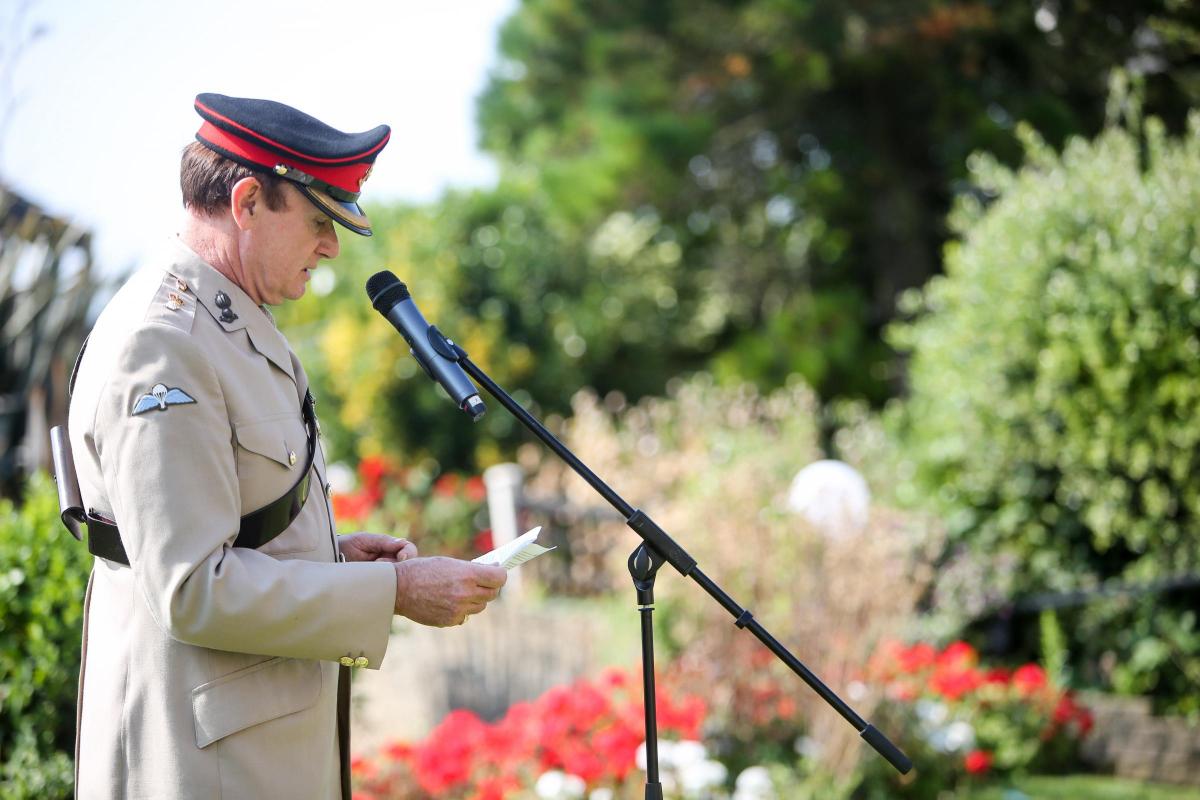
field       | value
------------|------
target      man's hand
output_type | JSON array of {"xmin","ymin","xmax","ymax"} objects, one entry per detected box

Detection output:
[
  {"xmin": 339, "ymin": 533, "xmax": 418, "ymax": 563},
  {"xmin": 393, "ymin": 557, "xmax": 508, "ymax": 627}
]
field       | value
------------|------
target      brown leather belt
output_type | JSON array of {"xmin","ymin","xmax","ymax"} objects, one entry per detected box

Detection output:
[{"xmin": 65, "ymin": 391, "xmax": 318, "ymax": 567}]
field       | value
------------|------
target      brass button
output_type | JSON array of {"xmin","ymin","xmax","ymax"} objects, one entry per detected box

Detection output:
[
  {"xmin": 339, "ymin": 656, "xmax": 355, "ymax": 667},
  {"xmin": 353, "ymin": 656, "xmax": 369, "ymax": 668},
  {"xmin": 288, "ymin": 450, "xmax": 297, "ymax": 466},
  {"xmin": 324, "ymin": 482, "xmax": 332, "ymax": 498}
]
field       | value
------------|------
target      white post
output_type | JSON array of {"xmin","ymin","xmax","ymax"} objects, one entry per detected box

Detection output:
[{"xmin": 483, "ymin": 462, "xmax": 525, "ymax": 596}]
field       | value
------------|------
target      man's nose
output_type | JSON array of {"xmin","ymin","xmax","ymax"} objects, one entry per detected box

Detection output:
[{"xmin": 319, "ymin": 224, "xmax": 340, "ymax": 260}]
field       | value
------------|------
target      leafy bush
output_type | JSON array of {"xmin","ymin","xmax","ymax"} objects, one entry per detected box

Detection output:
[
  {"xmin": 861, "ymin": 641, "xmax": 1093, "ymax": 799},
  {"xmin": 888, "ymin": 88, "xmax": 1200, "ymax": 709},
  {"xmin": 0, "ymin": 473, "xmax": 91, "ymax": 799}
]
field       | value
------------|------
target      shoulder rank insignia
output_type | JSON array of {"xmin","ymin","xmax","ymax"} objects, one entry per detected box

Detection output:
[{"xmin": 132, "ymin": 383, "xmax": 197, "ymax": 416}]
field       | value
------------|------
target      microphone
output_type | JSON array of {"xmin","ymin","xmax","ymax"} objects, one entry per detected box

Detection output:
[{"xmin": 366, "ymin": 271, "xmax": 486, "ymax": 421}]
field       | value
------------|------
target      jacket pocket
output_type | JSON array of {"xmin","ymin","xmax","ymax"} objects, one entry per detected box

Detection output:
[
  {"xmin": 191, "ymin": 656, "xmax": 320, "ymax": 749},
  {"xmin": 233, "ymin": 413, "xmax": 319, "ymax": 555},
  {"xmin": 234, "ymin": 414, "xmax": 303, "ymax": 474}
]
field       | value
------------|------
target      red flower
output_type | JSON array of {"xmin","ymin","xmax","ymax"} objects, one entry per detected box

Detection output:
[
  {"xmin": 473, "ymin": 529, "xmax": 494, "ymax": 554},
  {"xmin": 1052, "ymin": 695, "xmax": 1076, "ymax": 724},
  {"xmin": 897, "ymin": 643, "xmax": 936, "ymax": 673},
  {"xmin": 657, "ymin": 694, "xmax": 706, "ymax": 739},
  {"xmin": 471, "ymin": 777, "xmax": 514, "ymax": 800},
  {"xmin": 1012, "ymin": 664, "xmax": 1047, "ymax": 696},
  {"xmin": 358, "ymin": 455, "xmax": 393, "ymax": 493},
  {"xmin": 599, "ymin": 667, "xmax": 630, "ymax": 689},
  {"xmin": 332, "ymin": 490, "xmax": 376, "ymax": 522},
  {"xmin": 433, "ymin": 473, "xmax": 461, "ymax": 498},
  {"xmin": 981, "ymin": 667, "xmax": 1010, "ymax": 686},
  {"xmin": 383, "ymin": 741, "xmax": 414, "ymax": 762},
  {"xmin": 928, "ymin": 667, "xmax": 982, "ymax": 701},
  {"xmin": 592, "ymin": 722, "xmax": 642, "ymax": 778},
  {"xmin": 936, "ymin": 641, "xmax": 978, "ymax": 671},
  {"xmin": 465, "ymin": 476, "xmax": 487, "ymax": 503},
  {"xmin": 350, "ymin": 755, "xmax": 376, "ymax": 779},
  {"xmin": 964, "ymin": 749, "xmax": 993, "ymax": 774}
]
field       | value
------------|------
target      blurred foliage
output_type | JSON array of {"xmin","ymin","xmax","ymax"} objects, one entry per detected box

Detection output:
[
  {"xmin": 887, "ymin": 83, "xmax": 1200, "ymax": 711},
  {"xmin": 330, "ymin": 454, "xmax": 491, "ymax": 559},
  {"xmin": 0, "ymin": 473, "xmax": 89, "ymax": 799},
  {"xmin": 279, "ymin": 0, "xmax": 1200, "ymax": 471},
  {"xmin": 521, "ymin": 374, "xmax": 941, "ymax": 783},
  {"xmin": 0, "ymin": 183, "xmax": 98, "ymax": 496}
]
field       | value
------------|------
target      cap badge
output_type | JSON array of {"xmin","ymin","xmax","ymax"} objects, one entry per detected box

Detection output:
[
  {"xmin": 214, "ymin": 290, "xmax": 238, "ymax": 323},
  {"xmin": 358, "ymin": 165, "xmax": 373, "ymax": 190},
  {"xmin": 132, "ymin": 383, "xmax": 196, "ymax": 416}
]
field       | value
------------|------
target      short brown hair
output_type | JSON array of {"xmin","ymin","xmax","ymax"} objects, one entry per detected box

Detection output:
[{"xmin": 180, "ymin": 141, "xmax": 289, "ymax": 215}]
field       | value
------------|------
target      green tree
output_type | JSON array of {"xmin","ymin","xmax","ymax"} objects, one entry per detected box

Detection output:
[
  {"xmin": 281, "ymin": 1, "xmax": 1200, "ymax": 471},
  {"xmin": 478, "ymin": 0, "xmax": 1200, "ymax": 401},
  {"xmin": 889, "ymin": 86, "xmax": 1200, "ymax": 708}
]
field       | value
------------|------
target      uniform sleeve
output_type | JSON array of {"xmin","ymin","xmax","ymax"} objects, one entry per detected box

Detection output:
[{"xmin": 94, "ymin": 324, "xmax": 397, "ymax": 667}]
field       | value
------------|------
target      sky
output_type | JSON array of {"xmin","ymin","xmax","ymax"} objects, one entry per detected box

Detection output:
[{"xmin": 1, "ymin": 0, "xmax": 518, "ymax": 274}]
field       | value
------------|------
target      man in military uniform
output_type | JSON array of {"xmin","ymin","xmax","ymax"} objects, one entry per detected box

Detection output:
[{"xmin": 67, "ymin": 94, "xmax": 507, "ymax": 799}]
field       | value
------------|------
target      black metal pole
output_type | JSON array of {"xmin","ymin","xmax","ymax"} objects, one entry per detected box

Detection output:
[
  {"xmin": 454, "ymin": 348, "xmax": 912, "ymax": 776},
  {"xmin": 630, "ymin": 544, "xmax": 665, "ymax": 799}
]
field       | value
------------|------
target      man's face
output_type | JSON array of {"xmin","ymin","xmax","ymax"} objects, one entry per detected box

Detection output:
[{"xmin": 240, "ymin": 181, "xmax": 340, "ymax": 305}]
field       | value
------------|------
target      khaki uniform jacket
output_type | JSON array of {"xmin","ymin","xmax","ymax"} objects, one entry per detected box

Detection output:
[{"xmin": 68, "ymin": 239, "xmax": 398, "ymax": 799}]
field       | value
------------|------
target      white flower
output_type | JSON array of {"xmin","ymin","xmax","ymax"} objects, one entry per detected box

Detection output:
[
  {"xmin": 589, "ymin": 790, "xmax": 615, "ymax": 800},
  {"xmin": 670, "ymin": 740, "xmax": 709, "ymax": 768},
  {"xmin": 915, "ymin": 699, "xmax": 948, "ymax": 726},
  {"xmin": 929, "ymin": 720, "xmax": 975, "ymax": 753},
  {"xmin": 734, "ymin": 766, "xmax": 774, "ymax": 800},
  {"xmin": 535, "ymin": 770, "xmax": 587, "ymax": 800},
  {"xmin": 680, "ymin": 759, "xmax": 728, "ymax": 796},
  {"xmin": 793, "ymin": 736, "xmax": 822, "ymax": 759},
  {"xmin": 943, "ymin": 721, "xmax": 975, "ymax": 753}
]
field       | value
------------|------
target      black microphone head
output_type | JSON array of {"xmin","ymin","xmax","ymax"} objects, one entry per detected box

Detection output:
[{"xmin": 366, "ymin": 270, "xmax": 410, "ymax": 310}]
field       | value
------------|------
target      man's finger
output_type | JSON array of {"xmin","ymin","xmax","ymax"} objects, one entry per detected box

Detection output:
[{"xmin": 473, "ymin": 565, "xmax": 508, "ymax": 590}]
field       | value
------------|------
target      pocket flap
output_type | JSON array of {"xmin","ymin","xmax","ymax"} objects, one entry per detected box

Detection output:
[
  {"xmin": 235, "ymin": 417, "xmax": 297, "ymax": 468},
  {"xmin": 191, "ymin": 657, "xmax": 320, "ymax": 749}
]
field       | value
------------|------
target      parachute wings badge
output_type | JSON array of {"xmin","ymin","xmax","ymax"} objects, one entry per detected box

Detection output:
[{"xmin": 131, "ymin": 383, "xmax": 196, "ymax": 416}]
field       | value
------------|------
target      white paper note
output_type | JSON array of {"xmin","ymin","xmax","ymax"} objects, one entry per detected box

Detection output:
[{"xmin": 472, "ymin": 526, "xmax": 556, "ymax": 570}]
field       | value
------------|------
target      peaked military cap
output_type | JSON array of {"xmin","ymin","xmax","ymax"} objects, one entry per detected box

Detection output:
[{"xmin": 194, "ymin": 93, "xmax": 390, "ymax": 236}]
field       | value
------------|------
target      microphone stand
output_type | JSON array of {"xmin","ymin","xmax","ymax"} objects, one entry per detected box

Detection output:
[{"xmin": 449, "ymin": 345, "xmax": 912, "ymax": 792}]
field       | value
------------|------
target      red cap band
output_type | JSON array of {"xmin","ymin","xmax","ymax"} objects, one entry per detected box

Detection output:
[{"xmin": 197, "ymin": 120, "xmax": 381, "ymax": 198}]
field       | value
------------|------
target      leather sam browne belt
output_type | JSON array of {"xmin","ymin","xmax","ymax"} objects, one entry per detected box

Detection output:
[{"xmin": 50, "ymin": 391, "xmax": 319, "ymax": 567}]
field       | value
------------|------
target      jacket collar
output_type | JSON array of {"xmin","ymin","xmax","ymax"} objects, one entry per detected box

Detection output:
[{"xmin": 163, "ymin": 238, "xmax": 297, "ymax": 385}]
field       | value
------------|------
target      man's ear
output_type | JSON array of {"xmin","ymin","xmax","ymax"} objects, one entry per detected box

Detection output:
[{"xmin": 230, "ymin": 177, "xmax": 262, "ymax": 231}]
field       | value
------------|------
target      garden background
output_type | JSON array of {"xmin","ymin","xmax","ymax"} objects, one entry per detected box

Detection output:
[{"xmin": 5, "ymin": 1, "xmax": 1200, "ymax": 798}]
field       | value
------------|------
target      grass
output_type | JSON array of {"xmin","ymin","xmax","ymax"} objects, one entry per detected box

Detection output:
[{"xmin": 964, "ymin": 775, "xmax": 1200, "ymax": 799}]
